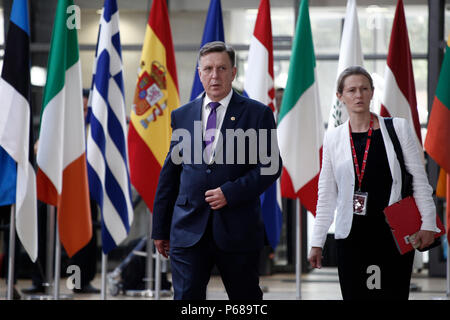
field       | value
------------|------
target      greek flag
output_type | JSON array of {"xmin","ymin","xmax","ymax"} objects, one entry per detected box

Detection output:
[{"xmin": 87, "ymin": 0, "xmax": 133, "ymax": 254}]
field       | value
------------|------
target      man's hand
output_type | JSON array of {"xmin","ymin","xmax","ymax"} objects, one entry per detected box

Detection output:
[
  {"xmin": 154, "ymin": 240, "xmax": 170, "ymax": 258},
  {"xmin": 205, "ymin": 187, "xmax": 227, "ymax": 210}
]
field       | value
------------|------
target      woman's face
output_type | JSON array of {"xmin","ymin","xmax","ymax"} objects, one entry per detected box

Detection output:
[{"xmin": 337, "ymin": 74, "xmax": 374, "ymax": 115}]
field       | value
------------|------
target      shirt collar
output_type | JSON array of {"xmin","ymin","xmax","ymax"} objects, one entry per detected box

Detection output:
[{"xmin": 203, "ymin": 89, "xmax": 233, "ymax": 111}]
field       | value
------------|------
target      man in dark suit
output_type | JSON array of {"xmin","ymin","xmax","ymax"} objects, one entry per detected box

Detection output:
[{"xmin": 152, "ymin": 41, "xmax": 282, "ymax": 300}]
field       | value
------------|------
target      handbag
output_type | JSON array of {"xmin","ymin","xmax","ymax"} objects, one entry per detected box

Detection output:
[{"xmin": 383, "ymin": 118, "xmax": 443, "ymax": 253}]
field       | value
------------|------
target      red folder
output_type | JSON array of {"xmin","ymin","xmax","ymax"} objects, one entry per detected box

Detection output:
[{"xmin": 383, "ymin": 196, "xmax": 446, "ymax": 255}]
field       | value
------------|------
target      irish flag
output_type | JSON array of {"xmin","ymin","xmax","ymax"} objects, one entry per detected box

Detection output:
[
  {"xmin": 425, "ymin": 34, "xmax": 450, "ymax": 238},
  {"xmin": 128, "ymin": 0, "xmax": 180, "ymax": 212},
  {"xmin": 36, "ymin": 0, "xmax": 92, "ymax": 258},
  {"xmin": 277, "ymin": 0, "xmax": 324, "ymax": 215}
]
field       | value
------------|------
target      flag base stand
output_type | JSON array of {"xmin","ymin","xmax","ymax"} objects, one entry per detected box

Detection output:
[
  {"xmin": 22, "ymin": 293, "xmax": 73, "ymax": 300},
  {"xmin": 124, "ymin": 289, "xmax": 172, "ymax": 298}
]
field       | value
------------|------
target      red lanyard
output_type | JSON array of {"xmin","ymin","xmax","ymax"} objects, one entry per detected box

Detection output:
[{"xmin": 349, "ymin": 114, "xmax": 374, "ymax": 191}]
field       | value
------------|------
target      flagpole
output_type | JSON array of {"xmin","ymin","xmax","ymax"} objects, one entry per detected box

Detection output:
[
  {"xmin": 101, "ymin": 253, "xmax": 107, "ymax": 300},
  {"xmin": 155, "ymin": 251, "xmax": 161, "ymax": 300},
  {"xmin": 296, "ymin": 199, "xmax": 302, "ymax": 300},
  {"xmin": 53, "ymin": 207, "xmax": 61, "ymax": 300},
  {"xmin": 146, "ymin": 208, "xmax": 154, "ymax": 296},
  {"xmin": 7, "ymin": 204, "xmax": 16, "ymax": 300},
  {"xmin": 45, "ymin": 205, "xmax": 56, "ymax": 295}
]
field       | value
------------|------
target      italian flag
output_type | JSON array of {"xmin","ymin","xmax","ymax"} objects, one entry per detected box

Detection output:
[
  {"xmin": 36, "ymin": 0, "xmax": 92, "ymax": 257},
  {"xmin": 277, "ymin": 0, "xmax": 324, "ymax": 215},
  {"xmin": 425, "ymin": 34, "xmax": 450, "ymax": 238}
]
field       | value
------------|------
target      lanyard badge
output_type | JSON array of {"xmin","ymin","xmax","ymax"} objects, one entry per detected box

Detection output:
[{"xmin": 349, "ymin": 114, "xmax": 374, "ymax": 216}]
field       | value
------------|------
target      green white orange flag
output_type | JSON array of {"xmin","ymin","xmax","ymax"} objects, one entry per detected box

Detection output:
[
  {"xmin": 128, "ymin": 0, "xmax": 180, "ymax": 212},
  {"xmin": 277, "ymin": 0, "xmax": 324, "ymax": 215},
  {"xmin": 36, "ymin": 0, "xmax": 92, "ymax": 257},
  {"xmin": 424, "ymin": 34, "xmax": 450, "ymax": 239}
]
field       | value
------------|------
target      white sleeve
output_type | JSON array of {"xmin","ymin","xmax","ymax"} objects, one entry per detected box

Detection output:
[
  {"xmin": 310, "ymin": 131, "xmax": 338, "ymax": 248},
  {"xmin": 394, "ymin": 118, "xmax": 439, "ymax": 232}
]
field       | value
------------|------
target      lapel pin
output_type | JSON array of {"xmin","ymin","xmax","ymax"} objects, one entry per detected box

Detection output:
[{"xmin": 231, "ymin": 116, "xmax": 235, "ymax": 121}]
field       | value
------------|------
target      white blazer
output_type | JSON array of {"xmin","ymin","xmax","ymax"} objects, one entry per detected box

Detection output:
[{"xmin": 310, "ymin": 114, "xmax": 439, "ymax": 248}]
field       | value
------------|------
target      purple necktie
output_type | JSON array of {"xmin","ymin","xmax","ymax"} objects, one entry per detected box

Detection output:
[{"xmin": 205, "ymin": 101, "xmax": 220, "ymax": 161}]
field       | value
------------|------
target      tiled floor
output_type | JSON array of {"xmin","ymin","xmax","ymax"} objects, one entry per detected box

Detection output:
[{"xmin": 3, "ymin": 267, "xmax": 449, "ymax": 300}]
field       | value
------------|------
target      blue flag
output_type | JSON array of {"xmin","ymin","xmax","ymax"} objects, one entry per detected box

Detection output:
[
  {"xmin": 0, "ymin": 148, "xmax": 16, "ymax": 205},
  {"xmin": 190, "ymin": 0, "xmax": 224, "ymax": 101},
  {"xmin": 86, "ymin": 0, "xmax": 133, "ymax": 254}
]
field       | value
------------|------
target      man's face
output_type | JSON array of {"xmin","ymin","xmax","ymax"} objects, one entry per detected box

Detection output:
[{"xmin": 198, "ymin": 51, "xmax": 236, "ymax": 101}]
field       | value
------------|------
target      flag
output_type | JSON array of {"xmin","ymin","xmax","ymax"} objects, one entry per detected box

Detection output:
[
  {"xmin": 381, "ymin": 0, "xmax": 422, "ymax": 149},
  {"xmin": 277, "ymin": 0, "xmax": 324, "ymax": 215},
  {"xmin": 128, "ymin": 0, "xmax": 180, "ymax": 212},
  {"xmin": 87, "ymin": 0, "xmax": 133, "ymax": 254},
  {"xmin": 328, "ymin": 0, "xmax": 364, "ymax": 128},
  {"xmin": 190, "ymin": 0, "xmax": 224, "ymax": 101},
  {"xmin": 424, "ymin": 34, "xmax": 450, "ymax": 239},
  {"xmin": 0, "ymin": 0, "xmax": 37, "ymax": 261},
  {"xmin": 436, "ymin": 168, "xmax": 447, "ymax": 198},
  {"xmin": 36, "ymin": 0, "xmax": 92, "ymax": 258},
  {"xmin": 243, "ymin": 0, "xmax": 282, "ymax": 250}
]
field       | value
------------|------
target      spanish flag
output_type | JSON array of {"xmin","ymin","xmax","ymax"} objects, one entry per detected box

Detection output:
[
  {"xmin": 128, "ymin": 0, "xmax": 180, "ymax": 211},
  {"xmin": 425, "ymin": 34, "xmax": 450, "ymax": 239}
]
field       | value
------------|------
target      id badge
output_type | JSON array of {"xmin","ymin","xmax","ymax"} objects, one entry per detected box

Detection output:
[{"xmin": 353, "ymin": 191, "xmax": 368, "ymax": 215}]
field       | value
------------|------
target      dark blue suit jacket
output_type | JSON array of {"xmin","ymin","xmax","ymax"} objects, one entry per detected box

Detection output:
[{"xmin": 152, "ymin": 91, "xmax": 282, "ymax": 252}]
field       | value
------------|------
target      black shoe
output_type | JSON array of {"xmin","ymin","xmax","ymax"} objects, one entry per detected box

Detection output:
[
  {"xmin": 21, "ymin": 285, "xmax": 45, "ymax": 294},
  {"xmin": 73, "ymin": 283, "xmax": 100, "ymax": 294}
]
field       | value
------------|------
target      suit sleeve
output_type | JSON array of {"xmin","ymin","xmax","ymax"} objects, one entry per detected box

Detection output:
[
  {"xmin": 151, "ymin": 111, "xmax": 182, "ymax": 240},
  {"xmin": 220, "ymin": 106, "xmax": 282, "ymax": 208},
  {"xmin": 310, "ymin": 130, "xmax": 338, "ymax": 248}
]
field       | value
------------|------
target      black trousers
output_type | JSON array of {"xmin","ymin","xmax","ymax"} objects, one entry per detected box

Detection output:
[
  {"xmin": 169, "ymin": 217, "xmax": 262, "ymax": 300},
  {"xmin": 336, "ymin": 214, "xmax": 415, "ymax": 300}
]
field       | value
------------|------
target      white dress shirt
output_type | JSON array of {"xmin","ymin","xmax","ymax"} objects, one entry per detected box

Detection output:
[{"xmin": 202, "ymin": 89, "xmax": 233, "ymax": 163}]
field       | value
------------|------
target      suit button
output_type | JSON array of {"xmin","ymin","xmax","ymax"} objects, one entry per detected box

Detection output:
[{"xmin": 206, "ymin": 169, "xmax": 211, "ymax": 174}]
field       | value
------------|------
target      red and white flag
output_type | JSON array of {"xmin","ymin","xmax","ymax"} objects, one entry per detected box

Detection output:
[{"xmin": 381, "ymin": 0, "xmax": 422, "ymax": 150}]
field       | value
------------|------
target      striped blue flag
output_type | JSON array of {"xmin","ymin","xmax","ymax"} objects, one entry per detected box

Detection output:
[
  {"xmin": 87, "ymin": 0, "xmax": 133, "ymax": 254},
  {"xmin": 0, "ymin": 0, "xmax": 38, "ymax": 261},
  {"xmin": 190, "ymin": 0, "xmax": 224, "ymax": 101}
]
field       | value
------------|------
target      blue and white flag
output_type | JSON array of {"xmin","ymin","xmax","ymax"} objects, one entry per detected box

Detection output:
[
  {"xmin": 87, "ymin": 0, "xmax": 133, "ymax": 254},
  {"xmin": 0, "ymin": 0, "xmax": 38, "ymax": 261},
  {"xmin": 244, "ymin": 0, "xmax": 282, "ymax": 250},
  {"xmin": 190, "ymin": 0, "xmax": 225, "ymax": 101}
]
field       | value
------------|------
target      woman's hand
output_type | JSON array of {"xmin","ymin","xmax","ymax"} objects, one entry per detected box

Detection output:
[
  {"xmin": 413, "ymin": 230, "xmax": 436, "ymax": 250},
  {"xmin": 308, "ymin": 247, "xmax": 323, "ymax": 269}
]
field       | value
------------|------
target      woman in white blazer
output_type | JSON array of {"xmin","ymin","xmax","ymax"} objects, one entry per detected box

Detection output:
[{"xmin": 308, "ymin": 66, "xmax": 438, "ymax": 300}]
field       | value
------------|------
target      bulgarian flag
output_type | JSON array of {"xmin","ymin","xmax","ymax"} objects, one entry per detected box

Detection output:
[
  {"xmin": 36, "ymin": 0, "xmax": 92, "ymax": 257},
  {"xmin": 128, "ymin": 0, "xmax": 180, "ymax": 212},
  {"xmin": 424, "ymin": 34, "xmax": 450, "ymax": 238},
  {"xmin": 277, "ymin": 0, "xmax": 324, "ymax": 215}
]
